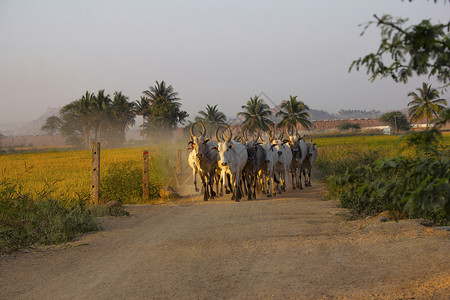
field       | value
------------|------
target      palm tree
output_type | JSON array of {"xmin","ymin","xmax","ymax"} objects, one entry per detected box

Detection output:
[
  {"xmin": 237, "ymin": 95, "xmax": 273, "ymax": 133},
  {"xmin": 142, "ymin": 80, "xmax": 181, "ymax": 108},
  {"xmin": 141, "ymin": 81, "xmax": 188, "ymax": 136},
  {"xmin": 134, "ymin": 96, "xmax": 150, "ymax": 139},
  {"xmin": 276, "ymin": 95, "xmax": 312, "ymax": 130},
  {"xmin": 59, "ymin": 91, "xmax": 95, "ymax": 148},
  {"xmin": 195, "ymin": 104, "xmax": 227, "ymax": 136},
  {"xmin": 112, "ymin": 91, "xmax": 136, "ymax": 131},
  {"xmin": 109, "ymin": 91, "xmax": 136, "ymax": 146},
  {"xmin": 408, "ymin": 82, "xmax": 447, "ymax": 128},
  {"xmin": 90, "ymin": 90, "xmax": 113, "ymax": 141}
]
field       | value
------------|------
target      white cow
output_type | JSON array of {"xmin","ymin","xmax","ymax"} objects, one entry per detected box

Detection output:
[
  {"xmin": 187, "ymin": 149, "xmax": 199, "ymax": 192},
  {"xmin": 271, "ymin": 138, "xmax": 293, "ymax": 193},
  {"xmin": 260, "ymin": 141, "xmax": 279, "ymax": 197},
  {"xmin": 213, "ymin": 125, "xmax": 248, "ymax": 202},
  {"xmin": 188, "ymin": 123, "xmax": 220, "ymax": 201}
]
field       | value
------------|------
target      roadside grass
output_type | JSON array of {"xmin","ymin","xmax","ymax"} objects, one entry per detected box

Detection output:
[{"xmin": 0, "ymin": 178, "xmax": 98, "ymax": 253}]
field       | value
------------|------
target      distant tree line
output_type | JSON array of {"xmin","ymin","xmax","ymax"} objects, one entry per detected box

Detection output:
[
  {"xmin": 42, "ymin": 81, "xmax": 189, "ymax": 148},
  {"xmin": 42, "ymin": 80, "xmax": 446, "ymax": 149},
  {"xmin": 334, "ymin": 109, "xmax": 381, "ymax": 119}
]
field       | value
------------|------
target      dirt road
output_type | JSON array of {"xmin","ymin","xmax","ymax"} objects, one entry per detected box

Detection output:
[{"xmin": 1, "ymin": 183, "xmax": 449, "ymax": 299}]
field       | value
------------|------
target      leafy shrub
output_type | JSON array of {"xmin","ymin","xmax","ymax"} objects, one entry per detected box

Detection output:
[
  {"xmin": 328, "ymin": 156, "xmax": 449, "ymax": 222},
  {"xmin": 0, "ymin": 179, "xmax": 100, "ymax": 253},
  {"xmin": 101, "ymin": 161, "xmax": 144, "ymax": 204},
  {"xmin": 379, "ymin": 111, "xmax": 410, "ymax": 132},
  {"xmin": 318, "ymin": 131, "xmax": 449, "ymax": 224},
  {"xmin": 101, "ymin": 153, "xmax": 170, "ymax": 204}
]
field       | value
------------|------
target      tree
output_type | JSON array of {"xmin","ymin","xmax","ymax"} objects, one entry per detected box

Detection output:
[
  {"xmin": 41, "ymin": 116, "xmax": 63, "ymax": 136},
  {"xmin": 379, "ymin": 111, "xmax": 411, "ymax": 133},
  {"xmin": 195, "ymin": 104, "xmax": 227, "ymax": 136},
  {"xmin": 57, "ymin": 92, "xmax": 94, "ymax": 148},
  {"xmin": 237, "ymin": 95, "xmax": 273, "ymax": 133},
  {"xmin": 407, "ymin": 82, "xmax": 447, "ymax": 128},
  {"xmin": 90, "ymin": 90, "xmax": 113, "ymax": 142},
  {"xmin": 134, "ymin": 96, "xmax": 149, "ymax": 134},
  {"xmin": 349, "ymin": 1, "xmax": 450, "ymax": 87},
  {"xmin": 107, "ymin": 91, "xmax": 136, "ymax": 146},
  {"xmin": 140, "ymin": 81, "xmax": 188, "ymax": 137},
  {"xmin": 42, "ymin": 90, "xmax": 136, "ymax": 148},
  {"xmin": 337, "ymin": 122, "xmax": 361, "ymax": 131},
  {"xmin": 276, "ymin": 95, "xmax": 312, "ymax": 130}
]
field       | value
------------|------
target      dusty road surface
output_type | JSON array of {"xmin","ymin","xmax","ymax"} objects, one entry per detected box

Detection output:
[{"xmin": 1, "ymin": 183, "xmax": 449, "ymax": 299}]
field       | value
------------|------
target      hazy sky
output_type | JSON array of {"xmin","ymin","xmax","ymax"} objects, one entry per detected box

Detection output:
[{"xmin": 0, "ymin": 0, "xmax": 448, "ymax": 123}]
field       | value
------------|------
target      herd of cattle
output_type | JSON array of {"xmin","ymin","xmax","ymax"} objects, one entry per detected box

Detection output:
[{"xmin": 187, "ymin": 123, "xmax": 318, "ymax": 202}]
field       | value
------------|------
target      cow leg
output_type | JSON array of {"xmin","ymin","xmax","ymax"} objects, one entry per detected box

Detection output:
[
  {"xmin": 193, "ymin": 170, "xmax": 199, "ymax": 192},
  {"xmin": 267, "ymin": 172, "xmax": 274, "ymax": 197},
  {"xmin": 242, "ymin": 174, "xmax": 248, "ymax": 196},
  {"xmin": 200, "ymin": 175, "xmax": 208, "ymax": 201},
  {"xmin": 235, "ymin": 174, "xmax": 241, "ymax": 202},
  {"xmin": 281, "ymin": 167, "xmax": 287, "ymax": 192},
  {"xmin": 251, "ymin": 174, "xmax": 257, "ymax": 199},
  {"xmin": 208, "ymin": 172, "xmax": 216, "ymax": 199},
  {"xmin": 274, "ymin": 173, "xmax": 282, "ymax": 194},
  {"xmin": 219, "ymin": 177, "xmax": 223, "ymax": 197},
  {"xmin": 300, "ymin": 168, "xmax": 306, "ymax": 190},
  {"xmin": 307, "ymin": 168, "xmax": 312, "ymax": 186},
  {"xmin": 291, "ymin": 167, "xmax": 296, "ymax": 190},
  {"xmin": 226, "ymin": 173, "xmax": 232, "ymax": 194},
  {"xmin": 246, "ymin": 174, "xmax": 254, "ymax": 200}
]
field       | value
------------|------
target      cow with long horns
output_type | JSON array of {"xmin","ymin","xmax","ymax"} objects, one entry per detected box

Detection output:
[
  {"xmin": 302, "ymin": 137, "xmax": 318, "ymax": 187},
  {"xmin": 213, "ymin": 125, "xmax": 248, "ymax": 202},
  {"xmin": 286, "ymin": 126, "xmax": 308, "ymax": 190},
  {"xmin": 258, "ymin": 131, "xmax": 279, "ymax": 197},
  {"xmin": 187, "ymin": 122, "xmax": 219, "ymax": 201},
  {"xmin": 241, "ymin": 130, "xmax": 267, "ymax": 200},
  {"xmin": 270, "ymin": 128, "xmax": 293, "ymax": 194}
]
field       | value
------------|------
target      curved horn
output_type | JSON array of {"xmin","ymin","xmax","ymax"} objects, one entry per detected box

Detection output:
[
  {"xmin": 278, "ymin": 127, "xmax": 285, "ymax": 140},
  {"xmin": 268, "ymin": 129, "xmax": 274, "ymax": 141},
  {"xmin": 243, "ymin": 129, "xmax": 249, "ymax": 143},
  {"xmin": 255, "ymin": 130, "xmax": 261, "ymax": 143},
  {"xmin": 199, "ymin": 122, "xmax": 206, "ymax": 137},
  {"xmin": 224, "ymin": 124, "xmax": 232, "ymax": 142},
  {"xmin": 190, "ymin": 122, "xmax": 197, "ymax": 138},
  {"xmin": 215, "ymin": 126, "xmax": 222, "ymax": 143}
]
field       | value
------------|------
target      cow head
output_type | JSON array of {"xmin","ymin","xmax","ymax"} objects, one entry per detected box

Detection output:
[
  {"xmin": 190, "ymin": 122, "xmax": 210, "ymax": 158},
  {"xmin": 271, "ymin": 139, "xmax": 288, "ymax": 157},
  {"xmin": 215, "ymin": 124, "xmax": 235, "ymax": 166}
]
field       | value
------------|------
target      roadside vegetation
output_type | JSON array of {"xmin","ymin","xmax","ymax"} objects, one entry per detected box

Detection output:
[
  {"xmin": 317, "ymin": 115, "xmax": 450, "ymax": 225},
  {"xmin": 0, "ymin": 145, "xmax": 172, "ymax": 254}
]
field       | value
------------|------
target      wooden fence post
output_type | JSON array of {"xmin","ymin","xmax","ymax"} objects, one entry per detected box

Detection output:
[
  {"xmin": 91, "ymin": 142, "xmax": 100, "ymax": 204},
  {"xmin": 143, "ymin": 150, "xmax": 149, "ymax": 201},
  {"xmin": 176, "ymin": 149, "xmax": 182, "ymax": 177}
]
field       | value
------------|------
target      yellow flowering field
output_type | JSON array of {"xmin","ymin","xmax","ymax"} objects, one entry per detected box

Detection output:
[{"xmin": 0, "ymin": 146, "xmax": 174, "ymax": 203}]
